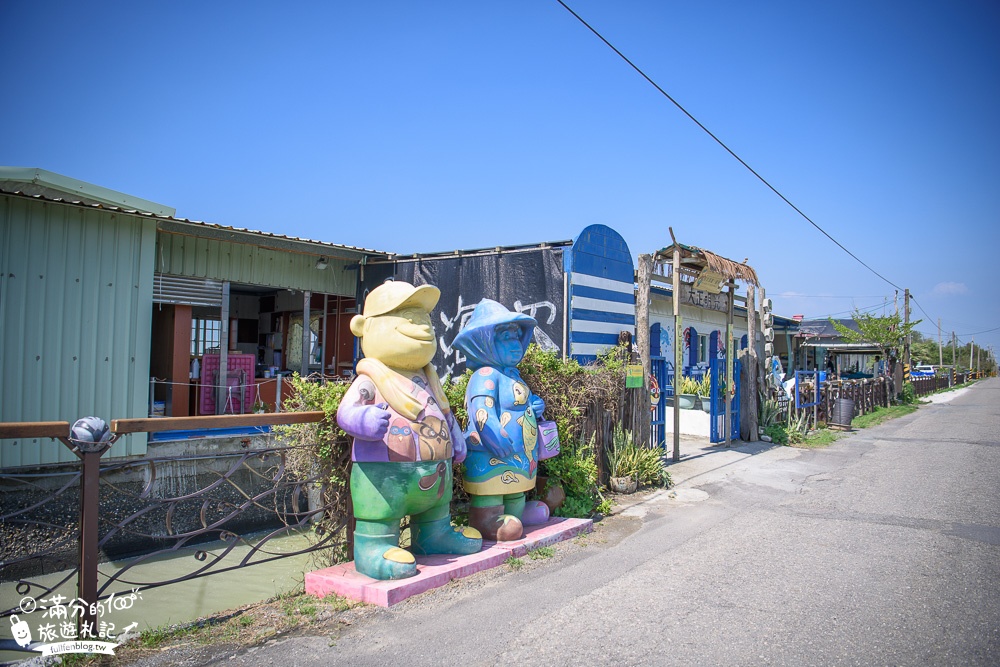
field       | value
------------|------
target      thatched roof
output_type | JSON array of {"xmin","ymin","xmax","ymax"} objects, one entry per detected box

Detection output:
[{"xmin": 654, "ymin": 243, "xmax": 760, "ymax": 286}]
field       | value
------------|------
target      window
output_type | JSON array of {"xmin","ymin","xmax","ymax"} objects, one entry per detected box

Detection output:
[
  {"xmin": 697, "ymin": 334, "xmax": 709, "ymax": 364},
  {"xmin": 191, "ymin": 318, "xmax": 221, "ymax": 357},
  {"xmin": 287, "ymin": 313, "xmax": 322, "ymax": 369}
]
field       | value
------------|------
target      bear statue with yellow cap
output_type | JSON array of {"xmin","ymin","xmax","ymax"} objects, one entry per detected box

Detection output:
[{"xmin": 336, "ymin": 280, "xmax": 482, "ymax": 579}]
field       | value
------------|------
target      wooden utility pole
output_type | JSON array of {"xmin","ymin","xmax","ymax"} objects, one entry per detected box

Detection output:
[
  {"xmin": 636, "ymin": 253, "xmax": 652, "ymax": 448},
  {"xmin": 938, "ymin": 318, "xmax": 943, "ymax": 367},
  {"xmin": 903, "ymin": 288, "xmax": 911, "ymax": 373},
  {"xmin": 670, "ymin": 231, "xmax": 682, "ymax": 462}
]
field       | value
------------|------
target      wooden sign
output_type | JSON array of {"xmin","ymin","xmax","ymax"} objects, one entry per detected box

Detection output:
[{"xmin": 679, "ymin": 283, "xmax": 729, "ymax": 313}]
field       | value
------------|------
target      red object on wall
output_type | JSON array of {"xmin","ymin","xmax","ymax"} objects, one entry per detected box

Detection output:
[{"xmin": 199, "ymin": 354, "xmax": 257, "ymax": 414}]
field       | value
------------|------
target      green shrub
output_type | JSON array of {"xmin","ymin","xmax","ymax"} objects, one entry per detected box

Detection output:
[
  {"xmin": 762, "ymin": 423, "xmax": 788, "ymax": 446},
  {"xmin": 273, "ymin": 375, "xmax": 352, "ymax": 565},
  {"xmin": 901, "ymin": 381, "xmax": 916, "ymax": 405},
  {"xmin": 758, "ymin": 391, "xmax": 783, "ymax": 428},
  {"xmin": 541, "ymin": 434, "xmax": 600, "ymax": 518},
  {"xmin": 606, "ymin": 425, "xmax": 670, "ymax": 488},
  {"xmin": 679, "ymin": 376, "xmax": 701, "ymax": 395}
]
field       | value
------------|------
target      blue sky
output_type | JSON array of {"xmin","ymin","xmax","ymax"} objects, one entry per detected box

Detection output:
[{"xmin": 3, "ymin": 1, "xmax": 999, "ymax": 356}]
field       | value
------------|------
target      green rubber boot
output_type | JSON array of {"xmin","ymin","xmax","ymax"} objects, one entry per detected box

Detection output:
[
  {"xmin": 411, "ymin": 517, "xmax": 483, "ymax": 556},
  {"xmin": 353, "ymin": 521, "xmax": 417, "ymax": 580}
]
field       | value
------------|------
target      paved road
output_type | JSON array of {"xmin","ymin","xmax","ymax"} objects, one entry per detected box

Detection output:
[{"xmin": 199, "ymin": 379, "xmax": 999, "ymax": 666}]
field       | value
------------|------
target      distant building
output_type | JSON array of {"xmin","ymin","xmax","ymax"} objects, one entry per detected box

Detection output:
[
  {"xmin": 794, "ymin": 318, "xmax": 884, "ymax": 379},
  {"xmin": 1, "ymin": 168, "xmax": 387, "ymax": 467}
]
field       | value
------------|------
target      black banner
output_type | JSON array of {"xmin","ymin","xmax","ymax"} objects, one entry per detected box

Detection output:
[{"xmin": 390, "ymin": 249, "xmax": 565, "ymax": 378}]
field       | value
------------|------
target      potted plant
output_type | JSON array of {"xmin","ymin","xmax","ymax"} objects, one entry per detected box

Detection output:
[
  {"xmin": 606, "ymin": 426, "xmax": 638, "ymax": 493},
  {"xmin": 678, "ymin": 376, "xmax": 700, "ymax": 409}
]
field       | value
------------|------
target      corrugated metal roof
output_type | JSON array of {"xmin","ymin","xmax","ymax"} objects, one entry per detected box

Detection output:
[
  {"xmin": 0, "ymin": 190, "xmax": 392, "ymax": 260},
  {"xmin": 0, "ymin": 166, "xmax": 176, "ymax": 216},
  {"xmin": 373, "ymin": 239, "xmax": 573, "ymax": 264}
]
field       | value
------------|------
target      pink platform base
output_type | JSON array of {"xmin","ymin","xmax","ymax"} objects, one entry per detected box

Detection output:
[{"xmin": 305, "ymin": 516, "xmax": 593, "ymax": 607}]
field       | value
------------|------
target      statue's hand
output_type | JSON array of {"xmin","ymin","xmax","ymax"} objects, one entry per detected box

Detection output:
[
  {"xmin": 483, "ymin": 436, "xmax": 515, "ymax": 459},
  {"xmin": 339, "ymin": 402, "xmax": 391, "ymax": 440},
  {"xmin": 530, "ymin": 395, "xmax": 546, "ymax": 419},
  {"xmin": 446, "ymin": 413, "xmax": 467, "ymax": 464}
]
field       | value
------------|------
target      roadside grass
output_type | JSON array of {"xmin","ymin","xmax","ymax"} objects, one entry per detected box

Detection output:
[
  {"xmin": 795, "ymin": 428, "xmax": 841, "ymax": 448},
  {"xmin": 786, "ymin": 401, "xmax": 922, "ymax": 449},
  {"xmin": 851, "ymin": 404, "xmax": 918, "ymax": 429},
  {"xmin": 927, "ymin": 380, "xmax": 974, "ymax": 396},
  {"xmin": 528, "ymin": 546, "xmax": 555, "ymax": 560},
  {"xmin": 505, "ymin": 556, "xmax": 524, "ymax": 570},
  {"xmin": 91, "ymin": 588, "xmax": 361, "ymax": 665}
]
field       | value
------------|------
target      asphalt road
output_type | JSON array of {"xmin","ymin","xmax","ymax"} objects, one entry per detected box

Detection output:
[{"xmin": 195, "ymin": 379, "xmax": 1000, "ymax": 666}]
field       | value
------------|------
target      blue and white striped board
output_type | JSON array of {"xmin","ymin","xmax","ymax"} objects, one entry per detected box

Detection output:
[{"xmin": 564, "ymin": 224, "xmax": 635, "ymax": 363}]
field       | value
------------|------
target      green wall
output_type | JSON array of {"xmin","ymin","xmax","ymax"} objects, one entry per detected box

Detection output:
[{"xmin": 1, "ymin": 196, "xmax": 155, "ymax": 466}]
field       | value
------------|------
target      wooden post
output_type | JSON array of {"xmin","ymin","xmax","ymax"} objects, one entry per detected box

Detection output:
[
  {"xmin": 743, "ymin": 283, "xmax": 758, "ymax": 442},
  {"xmin": 301, "ymin": 290, "xmax": 312, "ymax": 378},
  {"xmin": 671, "ymin": 244, "xmax": 682, "ymax": 462},
  {"xmin": 217, "ymin": 282, "xmax": 231, "ymax": 415},
  {"xmin": 636, "ymin": 254, "xmax": 652, "ymax": 448},
  {"xmin": 723, "ymin": 280, "xmax": 735, "ymax": 446}
]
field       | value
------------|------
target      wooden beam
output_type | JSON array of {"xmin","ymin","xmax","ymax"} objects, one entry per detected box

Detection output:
[
  {"xmin": 636, "ymin": 253, "xmax": 652, "ymax": 448},
  {"xmin": 0, "ymin": 421, "xmax": 72, "ymax": 439},
  {"xmin": 111, "ymin": 411, "xmax": 326, "ymax": 434}
]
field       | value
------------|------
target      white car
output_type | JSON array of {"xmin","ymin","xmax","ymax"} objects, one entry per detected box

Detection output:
[{"xmin": 911, "ymin": 365, "xmax": 935, "ymax": 377}]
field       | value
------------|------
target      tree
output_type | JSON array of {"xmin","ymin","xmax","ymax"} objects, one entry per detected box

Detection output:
[{"xmin": 829, "ymin": 310, "xmax": 922, "ymax": 372}]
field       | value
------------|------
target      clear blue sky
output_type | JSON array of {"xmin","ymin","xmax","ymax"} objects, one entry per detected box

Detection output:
[{"xmin": 3, "ymin": 1, "xmax": 999, "ymax": 357}]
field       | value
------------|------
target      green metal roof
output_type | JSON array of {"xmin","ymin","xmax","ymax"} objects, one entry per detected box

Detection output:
[{"xmin": 0, "ymin": 167, "xmax": 176, "ymax": 216}]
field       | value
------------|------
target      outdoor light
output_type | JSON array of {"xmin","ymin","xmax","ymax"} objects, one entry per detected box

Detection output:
[{"xmin": 315, "ymin": 257, "xmax": 329, "ymax": 270}]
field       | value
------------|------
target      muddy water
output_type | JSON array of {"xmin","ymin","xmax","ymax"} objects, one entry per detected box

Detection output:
[{"xmin": 1, "ymin": 530, "xmax": 332, "ymax": 663}]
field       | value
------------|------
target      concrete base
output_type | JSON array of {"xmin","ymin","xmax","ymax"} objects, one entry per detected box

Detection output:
[
  {"xmin": 305, "ymin": 517, "xmax": 592, "ymax": 607},
  {"xmin": 664, "ymin": 406, "xmax": 712, "ymax": 437}
]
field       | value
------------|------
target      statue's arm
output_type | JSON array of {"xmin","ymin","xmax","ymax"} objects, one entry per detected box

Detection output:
[{"xmin": 336, "ymin": 377, "xmax": 390, "ymax": 441}]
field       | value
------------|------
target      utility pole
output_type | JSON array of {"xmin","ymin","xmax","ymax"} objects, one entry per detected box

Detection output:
[
  {"xmin": 969, "ymin": 337, "xmax": 974, "ymax": 371},
  {"xmin": 952, "ymin": 331, "xmax": 957, "ymax": 385},
  {"xmin": 903, "ymin": 288, "xmax": 911, "ymax": 373},
  {"xmin": 938, "ymin": 318, "xmax": 943, "ymax": 367}
]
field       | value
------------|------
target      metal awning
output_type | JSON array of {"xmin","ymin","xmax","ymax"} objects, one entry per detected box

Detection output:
[{"xmin": 800, "ymin": 340, "xmax": 881, "ymax": 352}]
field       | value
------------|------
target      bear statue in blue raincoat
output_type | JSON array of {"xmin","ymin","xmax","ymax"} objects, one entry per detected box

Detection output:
[{"xmin": 453, "ymin": 299, "xmax": 558, "ymax": 541}]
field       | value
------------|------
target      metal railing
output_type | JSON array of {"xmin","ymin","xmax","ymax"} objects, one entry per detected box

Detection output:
[{"xmin": 0, "ymin": 411, "xmax": 336, "ymax": 639}]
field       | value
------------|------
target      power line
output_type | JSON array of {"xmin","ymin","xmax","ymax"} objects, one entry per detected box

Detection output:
[
  {"xmin": 776, "ymin": 294, "xmax": 887, "ymax": 299},
  {"xmin": 957, "ymin": 325, "xmax": 1000, "ymax": 337},
  {"xmin": 807, "ymin": 300, "xmax": 891, "ymax": 319},
  {"xmin": 555, "ymin": 0, "xmax": 904, "ymax": 292},
  {"xmin": 909, "ymin": 296, "xmax": 936, "ymax": 328}
]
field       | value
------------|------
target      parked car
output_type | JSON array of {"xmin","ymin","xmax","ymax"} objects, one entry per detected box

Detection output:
[{"xmin": 911, "ymin": 365, "xmax": 935, "ymax": 377}]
